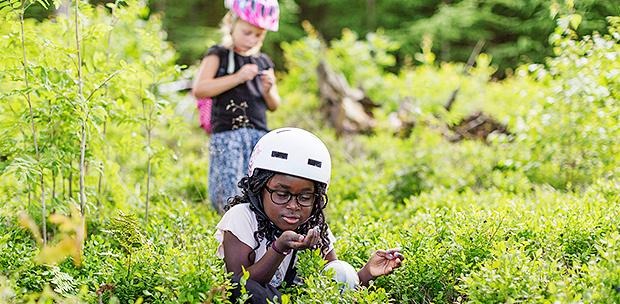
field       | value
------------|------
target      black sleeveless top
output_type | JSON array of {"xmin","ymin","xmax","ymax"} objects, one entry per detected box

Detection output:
[{"xmin": 207, "ymin": 45, "xmax": 274, "ymax": 133}]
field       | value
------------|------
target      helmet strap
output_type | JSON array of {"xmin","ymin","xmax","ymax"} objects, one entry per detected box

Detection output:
[
  {"xmin": 247, "ymin": 191, "xmax": 268, "ymax": 219},
  {"xmin": 247, "ymin": 191, "xmax": 284, "ymax": 238}
]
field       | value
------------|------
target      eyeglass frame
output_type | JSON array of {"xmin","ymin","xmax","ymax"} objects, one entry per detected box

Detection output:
[{"xmin": 263, "ymin": 186, "xmax": 318, "ymax": 207}]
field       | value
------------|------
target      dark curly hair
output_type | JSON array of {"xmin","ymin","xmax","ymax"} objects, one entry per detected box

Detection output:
[{"xmin": 226, "ymin": 168, "xmax": 331, "ymax": 258}]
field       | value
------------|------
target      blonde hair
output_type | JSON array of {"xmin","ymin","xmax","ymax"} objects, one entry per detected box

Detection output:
[{"xmin": 220, "ymin": 12, "xmax": 263, "ymax": 56}]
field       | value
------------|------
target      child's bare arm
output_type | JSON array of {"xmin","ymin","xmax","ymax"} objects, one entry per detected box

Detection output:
[
  {"xmin": 223, "ymin": 231, "xmax": 286, "ymax": 284},
  {"xmin": 357, "ymin": 248, "xmax": 404, "ymax": 286},
  {"xmin": 192, "ymin": 55, "xmax": 259, "ymax": 98},
  {"xmin": 223, "ymin": 229, "xmax": 323, "ymax": 284}
]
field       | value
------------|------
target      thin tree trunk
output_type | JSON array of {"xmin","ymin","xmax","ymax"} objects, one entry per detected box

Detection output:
[
  {"xmin": 52, "ymin": 169, "xmax": 56, "ymax": 201},
  {"xmin": 68, "ymin": 164, "xmax": 73, "ymax": 199},
  {"xmin": 74, "ymin": 0, "xmax": 87, "ymax": 216},
  {"xmin": 142, "ymin": 97, "xmax": 153, "ymax": 225},
  {"xmin": 96, "ymin": 122, "xmax": 106, "ymax": 205},
  {"xmin": 28, "ymin": 185, "xmax": 32, "ymax": 210},
  {"xmin": 145, "ymin": 149, "xmax": 152, "ymax": 225},
  {"xmin": 79, "ymin": 123, "xmax": 87, "ymax": 214},
  {"xmin": 83, "ymin": 71, "xmax": 120, "ymax": 204},
  {"xmin": 20, "ymin": 1, "xmax": 47, "ymax": 245},
  {"xmin": 444, "ymin": 40, "xmax": 485, "ymax": 112},
  {"xmin": 97, "ymin": 13, "xmax": 115, "ymax": 205}
]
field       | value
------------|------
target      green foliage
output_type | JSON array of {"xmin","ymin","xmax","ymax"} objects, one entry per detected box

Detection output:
[
  {"xmin": 108, "ymin": 211, "xmax": 145, "ymax": 255},
  {"xmin": 0, "ymin": 0, "xmax": 195, "ymax": 220},
  {"xmin": 300, "ymin": 0, "xmax": 618, "ymax": 76},
  {"xmin": 47, "ymin": 266, "xmax": 78, "ymax": 296},
  {"xmin": 19, "ymin": 0, "xmax": 618, "ymax": 75},
  {"xmin": 283, "ymin": 249, "xmax": 392, "ymax": 303},
  {"xmin": 270, "ymin": 14, "xmax": 619, "ymax": 302},
  {"xmin": 497, "ymin": 14, "xmax": 620, "ymax": 189},
  {"xmin": 0, "ymin": 1, "xmax": 619, "ymax": 303}
]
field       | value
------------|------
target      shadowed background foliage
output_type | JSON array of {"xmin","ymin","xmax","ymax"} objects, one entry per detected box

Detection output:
[{"xmin": 28, "ymin": 0, "xmax": 618, "ymax": 76}]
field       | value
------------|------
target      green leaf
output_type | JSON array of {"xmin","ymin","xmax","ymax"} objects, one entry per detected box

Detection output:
[
  {"xmin": 34, "ymin": 0, "xmax": 50, "ymax": 9},
  {"xmin": 569, "ymin": 14, "xmax": 582, "ymax": 30}
]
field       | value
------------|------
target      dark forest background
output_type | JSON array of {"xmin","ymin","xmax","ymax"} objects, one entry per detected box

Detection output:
[{"xmin": 27, "ymin": 0, "xmax": 619, "ymax": 76}]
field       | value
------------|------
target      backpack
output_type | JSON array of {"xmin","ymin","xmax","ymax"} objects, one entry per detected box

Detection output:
[{"xmin": 196, "ymin": 97, "xmax": 213, "ymax": 134}]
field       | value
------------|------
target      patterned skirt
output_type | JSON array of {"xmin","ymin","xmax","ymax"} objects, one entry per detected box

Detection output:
[{"xmin": 208, "ymin": 128, "xmax": 266, "ymax": 213}]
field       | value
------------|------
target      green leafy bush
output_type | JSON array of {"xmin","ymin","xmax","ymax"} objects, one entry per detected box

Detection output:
[{"xmin": 0, "ymin": 1, "xmax": 618, "ymax": 303}]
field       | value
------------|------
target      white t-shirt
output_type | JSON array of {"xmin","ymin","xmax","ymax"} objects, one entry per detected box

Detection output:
[{"xmin": 215, "ymin": 203, "xmax": 335, "ymax": 287}]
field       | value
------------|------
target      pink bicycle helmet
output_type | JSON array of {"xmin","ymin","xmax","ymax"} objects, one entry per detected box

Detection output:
[{"xmin": 225, "ymin": 0, "xmax": 280, "ymax": 31}]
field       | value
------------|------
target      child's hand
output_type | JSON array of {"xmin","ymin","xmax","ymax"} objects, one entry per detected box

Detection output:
[
  {"xmin": 300, "ymin": 226, "xmax": 320, "ymax": 249},
  {"xmin": 259, "ymin": 69, "xmax": 275, "ymax": 93},
  {"xmin": 363, "ymin": 248, "xmax": 404, "ymax": 277},
  {"xmin": 277, "ymin": 227, "xmax": 320, "ymax": 252},
  {"xmin": 236, "ymin": 64, "xmax": 259, "ymax": 82}
]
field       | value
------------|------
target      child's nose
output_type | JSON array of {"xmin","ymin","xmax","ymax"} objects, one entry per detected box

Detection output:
[{"xmin": 285, "ymin": 197, "xmax": 301, "ymax": 209}]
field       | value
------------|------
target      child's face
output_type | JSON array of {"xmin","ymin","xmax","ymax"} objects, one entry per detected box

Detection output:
[
  {"xmin": 231, "ymin": 19, "xmax": 266, "ymax": 54},
  {"xmin": 262, "ymin": 173, "xmax": 316, "ymax": 231}
]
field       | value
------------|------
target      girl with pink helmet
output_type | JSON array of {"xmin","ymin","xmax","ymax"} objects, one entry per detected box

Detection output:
[{"xmin": 192, "ymin": 0, "xmax": 282, "ymax": 214}]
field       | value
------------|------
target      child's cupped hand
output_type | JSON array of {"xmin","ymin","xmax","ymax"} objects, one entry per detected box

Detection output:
[
  {"xmin": 237, "ymin": 64, "xmax": 259, "ymax": 82},
  {"xmin": 278, "ymin": 227, "xmax": 320, "ymax": 251}
]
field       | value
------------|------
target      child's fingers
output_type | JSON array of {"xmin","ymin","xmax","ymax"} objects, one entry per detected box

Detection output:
[
  {"xmin": 310, "ymin": 229, "xmax": 320, "ymax": 246},
  {"xmin": 281, "ymin": 231, "xmax": 303, "ymax": 242},
  {"xmin": 301, "ymin": 229, "xmax": 316, "ymax": 245},
  {"xmin": 259, "ymin": 68, "xmax": 274, "ymax": 76},
  {"xmin": 281, "ymin": 233, "xmax": 305, "ymax": 250},
  {"xmin": 385, "ymin": 248, "xmax": 402, "ymax": 258},
  {"xmin": 290, "ymin": 228, "xmax": 319, "ymax": 250},
  {"xmin": 261, "ymin": 74, "xmax": 274, "ymax": 85},
  {"xmin": 375, "ymin": 248, "xmax": 404, "ymax": 260},
  {"xmin": 291, "ymin": 233, "xmax": 304, "ymax": 242},
  {"xmin": 374, "ymin": 250, "xmax": 387, "ymax": 258}
]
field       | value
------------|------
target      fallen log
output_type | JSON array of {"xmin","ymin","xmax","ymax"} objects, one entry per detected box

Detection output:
[
  {"xmin": 449, "ymin": 111, "xmax": 511, "ymax": 142},
  {"xmin": 317, "ymin": 60, "xmax": 378, "ymax": 135}
]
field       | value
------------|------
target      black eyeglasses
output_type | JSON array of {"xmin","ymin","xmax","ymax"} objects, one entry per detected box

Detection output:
[{"xmin": 264, "ymin": 186, "xmax": 317, "ymax": 207}]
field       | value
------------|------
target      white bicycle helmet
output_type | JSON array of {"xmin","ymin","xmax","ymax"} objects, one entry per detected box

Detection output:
[{"xmin": 248, "ymin": 128, "xmax": 332, "ymax": 186}]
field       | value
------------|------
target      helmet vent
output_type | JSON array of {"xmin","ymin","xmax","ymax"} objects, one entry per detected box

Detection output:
[
  {"xmin": 271, "ymin": 151, "xmax": 288, "ymax": 159},
  {"xmin": 307, "ymin": 159, "xmax": 322, "ymax": 168}
]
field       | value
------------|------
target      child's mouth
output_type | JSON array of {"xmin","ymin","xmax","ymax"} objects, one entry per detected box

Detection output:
[{"xmin": 282, "ymin": 216, "xmax": 300, "ymax": 225}]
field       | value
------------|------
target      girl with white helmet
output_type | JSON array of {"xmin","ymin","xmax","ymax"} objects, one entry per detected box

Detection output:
[
  {"xmin": 215, "ymin": 128, "xmax": 404, "ymax": 303},
  {"xmin": 192, "ymin": 0, "xmax": 282, "ymax": 213}
]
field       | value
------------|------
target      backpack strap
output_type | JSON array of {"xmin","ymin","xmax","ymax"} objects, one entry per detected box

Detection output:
[
  {"xmin": 210, "ymin": 46, "xmax": 232, "ymax": 78},
  {"xmin": 226, "ymin": 48, "xmax": 235, "ymax": 74},
  {"xmin": 282, "ymin": 250, "xmax": 297, "ymax": 286}
]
